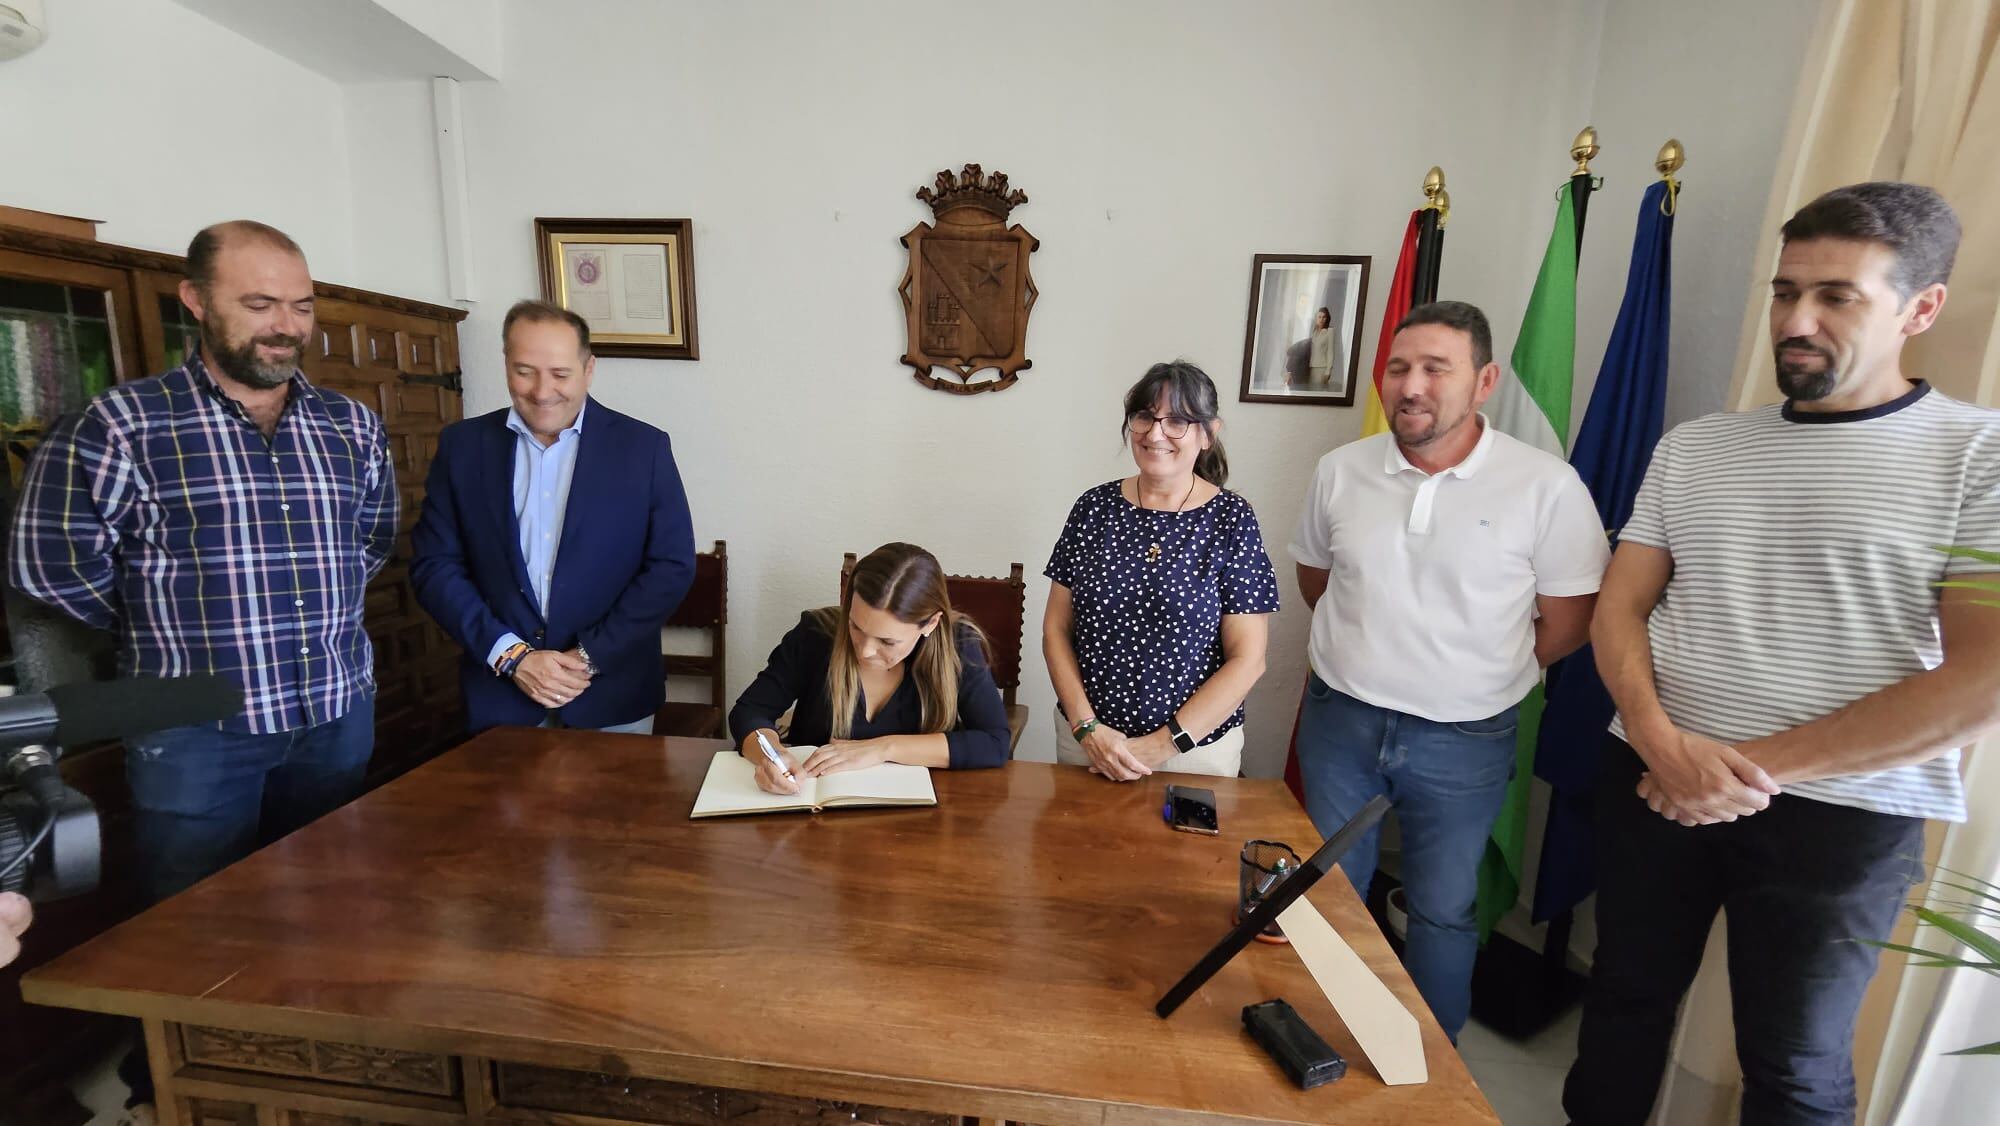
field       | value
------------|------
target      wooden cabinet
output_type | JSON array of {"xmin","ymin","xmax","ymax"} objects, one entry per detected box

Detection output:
[
  {"xmin": 303, "ymin": 294, "xmax": 469, "ymax": 771},
  {"xmin": 0, "ymin": 222, "xmax": 468, "ymax": 1111}
]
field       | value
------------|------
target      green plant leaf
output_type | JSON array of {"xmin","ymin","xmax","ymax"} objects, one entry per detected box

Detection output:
[
  {"xmin": 1930, "ymin": 865, "xmax": 2000, "ymax": 897},
  {"xmin": 1933, "ymin": 580, "xmax": 2000, "ymax": 595},
  {"xmin": 1872, "ymin": 854, "xmax": 2000, "ymax": 1061},
  {"xmin": 1864, "ymin": 939, "xmax": 2000, "ymax": 972},
  {"xmin": 1918, "ymin": 903, "xmax": 2000, "ymax": 924},
  {"xmin": 1932, "ymin": 545, "xmax": 2000, "ymax": 567},
  {"xmin": 1912, "ymin": 908, "xmax": 2000, "ymax": 965},
  {"xmin": 1863, "ymin": 941, "xmax": 1967, "ymax": 963},
  {"xmin": 1924, "ymin": 875, "xmax": 2000, "ymax": 899},
  {"xmin": 1917, "ymin": 890, "xmax": 2000, "ymax": 911}
]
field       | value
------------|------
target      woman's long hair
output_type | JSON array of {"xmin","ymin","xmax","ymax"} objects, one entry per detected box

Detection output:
[
  {"xmin": 1122, "ymin": 361, "xmax": 1229, "ymax": 487},
  {"xmin": 808, "ymin": 543, "xmax": 986, "ymax": 741}
]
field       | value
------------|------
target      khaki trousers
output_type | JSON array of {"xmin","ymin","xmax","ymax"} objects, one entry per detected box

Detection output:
[{"xmin": 1053, "ymin": 711, "xmax": 1243, "ymax": 777}]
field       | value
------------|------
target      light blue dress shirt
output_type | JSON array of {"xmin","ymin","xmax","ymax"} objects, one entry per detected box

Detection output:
[{"xmin": 485, "ymin": 400, "xmax": 587, "ymax": 667}]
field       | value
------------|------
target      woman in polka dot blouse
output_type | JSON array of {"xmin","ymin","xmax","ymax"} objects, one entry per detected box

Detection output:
[{"xmin": 1042, "ymin": 361, "xmax": 1280, "ymax": 779}]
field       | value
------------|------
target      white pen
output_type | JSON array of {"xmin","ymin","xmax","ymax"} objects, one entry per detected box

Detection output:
[{"xmin": 754, "ymin": 730, "xmax": 796, "ymax": 783}]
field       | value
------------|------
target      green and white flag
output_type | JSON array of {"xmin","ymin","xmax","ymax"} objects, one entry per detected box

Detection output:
[
  {"xmin": 1487, "ymin": 183, "xmax": 1578, "ymax": 456},
  {"xmin": 1474, "ymin": 182, "xmax": 1579, "ymax": 941}
]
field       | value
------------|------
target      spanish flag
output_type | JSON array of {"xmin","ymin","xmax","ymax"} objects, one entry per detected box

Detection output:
[{"xmin": 1355, "ymin": 212, "xmax": 1424, "ymax": 440}]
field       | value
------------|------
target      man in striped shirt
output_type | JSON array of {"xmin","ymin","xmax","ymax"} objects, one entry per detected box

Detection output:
[
  {"xmin": 1565, "ymin": 184, "xmax": 2000, "ymax": 1125},
  {"xmin": 10, "ymin": 220, "xmax": 396, "ymax": 901}
]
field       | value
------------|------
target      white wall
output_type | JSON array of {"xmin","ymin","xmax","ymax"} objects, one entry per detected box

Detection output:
[
  {"xmin": 343, "ymin": 80, "xmax": 449, "ymax": 299},
  {"xmin": 375, "ymin": 0, "xmax": 503, "ymax": 78},
  {"xmin": 4, "ymin": 0, "xmax": 1818, "ymax": 776},
  {"xmin": 0, "ymin": 0, "xmax": 358, "ymax": 281},
  {"xmin": 1568, "ymin": 0, "xmax": 1822, "ymax": 432},
  {"xmin": 349, "ymin": 0, "xmax": 1620, "ymax": 770}
]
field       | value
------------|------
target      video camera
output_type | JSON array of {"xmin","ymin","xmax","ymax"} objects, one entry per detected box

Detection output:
[{"xmin": 0, "ymin": 676, "xmax": 242, "ymax": 903}]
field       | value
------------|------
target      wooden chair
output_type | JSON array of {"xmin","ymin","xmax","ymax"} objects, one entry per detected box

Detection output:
[
  {"xmin": 840, "ymin": 553, "xmax": 1029, "ymax": 754},
  {"xmin": 655, "ymin": 540, "xmax": 728, "ymax": 738}
]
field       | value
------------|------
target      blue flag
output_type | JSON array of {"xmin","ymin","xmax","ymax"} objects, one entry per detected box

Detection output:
[{"xmin": 1531, "ymin": 180, "xmax": 1675, "ymax": 923}]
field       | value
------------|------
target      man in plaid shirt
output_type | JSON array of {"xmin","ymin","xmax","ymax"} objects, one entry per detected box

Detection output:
[{"xmin": 10, "ymin": 220, "xmax": 396, "ymax": 903}]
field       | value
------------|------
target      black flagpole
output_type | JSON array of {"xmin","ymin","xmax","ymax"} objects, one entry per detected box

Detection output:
[
  {"xmin": 1544, "ymin": 128, "xmax": 1597, "ymax": 994},
  {"xmin": 1413, "ymin": 166, "xmax": 1448, "ymax": 304},
  {"xmin": 1569, "ymin": 125, "xmax": 1599, "ymax": 259},
  {"xmin": 1414, "ymin": 210, "xmax": 1446, "ymax": 304},
  {"xmin": 1570, "ymin": 172, "xmax": 1594, "ymax": 263}
]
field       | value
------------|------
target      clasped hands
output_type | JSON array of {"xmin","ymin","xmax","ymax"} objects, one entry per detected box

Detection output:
[
  {"xmin": 742, "ymin": 729, "xmax": 896, "ymax": 795},
  {"xmin": 1635, "ymin": 726, "xmax": 1781, "ymax": 827},
  {"xmin": 1080, "ymin": 724, "xmax": 1179, "ymax": 782},
  {"xmin": 513, "ymin": 647, "xmax": 592, "ymax": 709}
]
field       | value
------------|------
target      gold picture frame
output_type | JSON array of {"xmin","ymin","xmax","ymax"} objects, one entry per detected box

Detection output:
[{"xmin": 534, "ymin": 217, "xmax": 699, "ymax": 360}]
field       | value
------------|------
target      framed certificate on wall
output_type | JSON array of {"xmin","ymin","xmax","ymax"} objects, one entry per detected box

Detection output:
[{"xmin": 535, "ymin": 217, "xmax": 699, "ymax": 360}]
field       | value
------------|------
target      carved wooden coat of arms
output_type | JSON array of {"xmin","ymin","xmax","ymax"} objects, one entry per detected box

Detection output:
[{"xmin": 898, "ymin": 165, "xmax": 1039, "ymax": 394}]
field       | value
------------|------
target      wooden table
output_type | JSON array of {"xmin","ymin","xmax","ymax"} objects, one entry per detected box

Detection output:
[{"xmin": 23, "ymin": 729, "xmax": 1497, "ymax": 1126}]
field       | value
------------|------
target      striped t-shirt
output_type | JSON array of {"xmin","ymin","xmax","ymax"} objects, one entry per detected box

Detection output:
[{"xmin": 1610, "ymin": 381, "xmax": 2000, "ymax": 821}]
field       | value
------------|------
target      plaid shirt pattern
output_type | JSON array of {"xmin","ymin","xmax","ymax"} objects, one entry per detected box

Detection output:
[{"xmin": 9, "ymin": 353, "xmax": 397, "ymax": 733}]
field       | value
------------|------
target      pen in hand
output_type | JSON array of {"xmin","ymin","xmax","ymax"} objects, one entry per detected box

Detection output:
[{"xmin": 754, "ymin": 730, "xmax": 797, "ymax": 784}]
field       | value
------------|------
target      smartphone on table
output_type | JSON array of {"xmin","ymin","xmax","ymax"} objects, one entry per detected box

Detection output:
[{"xmin": 1164, "ymin": 784, "xmax": 1219, "ymax": 835}]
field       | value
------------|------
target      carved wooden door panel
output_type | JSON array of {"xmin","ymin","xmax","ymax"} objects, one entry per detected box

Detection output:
[{"xmin": 306, "ymin": 298, "xmax": 466, "ymax": 780}]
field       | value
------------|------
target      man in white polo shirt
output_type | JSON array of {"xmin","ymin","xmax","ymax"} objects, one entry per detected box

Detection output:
[
  {"xmin": 1564, "ymin": 183, "xmax": 2000, "ymax": 1125},
  {"xmin": 1289, "ymin": 300, "xmax": 1609, "ymax": 1041}
]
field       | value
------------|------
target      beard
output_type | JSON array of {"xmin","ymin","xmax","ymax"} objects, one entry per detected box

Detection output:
[
  {"xmin": 1391, "ymin": 394, "xmax": 1474, "ymax": 447},
  {"xmin": 1774, "ymin": 336, "xmax": 1839, "ymax": 401},
  {"xmin": 201, "ymin": 313, "xmax": 304, "ymax": 390}
]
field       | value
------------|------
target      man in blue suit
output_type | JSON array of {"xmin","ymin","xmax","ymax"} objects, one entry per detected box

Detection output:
[{"xmin": 411, "ymin": 300, "xmax": 696, "ymax": 733}]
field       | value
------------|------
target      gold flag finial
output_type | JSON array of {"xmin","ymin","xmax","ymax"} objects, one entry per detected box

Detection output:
[
  {"xmin": 1421, "ymin": 165, "xmax": 1451, "ymax": 228},
  {"xmin": 1570, "ymin": 126, "xmax": 1600, "ymax": 175},
  {"xmin": 1656, "ymin": 138, "xmax": 1685, "ymax": 215},
  {"xmin": 1655, "ymin": 138, "xmax": 1685, "ymax": 179}
]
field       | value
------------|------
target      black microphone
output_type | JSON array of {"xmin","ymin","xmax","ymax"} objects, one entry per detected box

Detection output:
[
  {"xmin": 1, "ymin": 675, "xmax": 244, "ymax": 805},
  {"xmin": 43, "ymin": 675, "xmax": 244, "ymax": 746}
]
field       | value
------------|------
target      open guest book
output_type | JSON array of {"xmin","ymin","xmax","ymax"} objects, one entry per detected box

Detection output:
[{"xmin": 689, "ymin": 750, "xmax": 937, "ymax": 819}]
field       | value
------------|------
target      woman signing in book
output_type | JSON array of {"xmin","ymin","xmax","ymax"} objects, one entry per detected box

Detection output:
[{"xmin": 728, "ymin": 542, "xmax": 1011, "ymax": 794}]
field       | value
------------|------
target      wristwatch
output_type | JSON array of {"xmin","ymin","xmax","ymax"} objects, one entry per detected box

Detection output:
[
  {"xmin": 1166, "ymin": 715, "xmax": 1197, "ymax": 754},
  {"xmin": 576, "ymin": 644, "xmax": 599, "ymax": 677}
]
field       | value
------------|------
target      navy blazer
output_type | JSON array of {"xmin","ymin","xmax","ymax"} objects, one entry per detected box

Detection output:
[{"xmin": 410, "ymin": 399, "xmax": 696, "ymax": 731}]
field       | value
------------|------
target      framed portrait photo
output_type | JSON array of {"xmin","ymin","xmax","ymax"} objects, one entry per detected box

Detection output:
[
  {"xmin": 534, "ymin": 217, "xmax": 699, "ymax": 360},
  {"xmin": 1238, "ymin": 254, "xmax": 1370, "ymax": 407}
]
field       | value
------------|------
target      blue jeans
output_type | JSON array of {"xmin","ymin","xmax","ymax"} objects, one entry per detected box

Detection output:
[
  {"xmin": 124, "ymin": 694, "xmax": 376, "ymax": 902},
  {"xmin": 1294, "ymin": 675, "xmax": 1519, "ymax": 1040}
]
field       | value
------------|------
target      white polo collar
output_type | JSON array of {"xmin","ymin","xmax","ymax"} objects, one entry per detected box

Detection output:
[
  {"xmin": 1383, "ymin": 413, "xmax": 1496, "ymax": 480},
  {"xmin": 1385, "ymin": 414, "xmax": 1497, "ymax": 534}
]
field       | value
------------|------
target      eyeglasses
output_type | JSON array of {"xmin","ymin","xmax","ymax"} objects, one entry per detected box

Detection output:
[{"xmin": 1127, "ymin": 411, "xmax": 1196, "ymax": 439}]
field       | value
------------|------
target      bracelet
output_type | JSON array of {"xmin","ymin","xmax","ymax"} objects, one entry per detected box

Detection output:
[
  {"xmin": 576, "ymin": 644, "xmax": 599, "ymax": 677},
  {"xmin": 493, "ymin": 641, "xmax": 533, "ymax": 678},
  {"xmin": 1071, "ymin": 716, "xmax": 1099, "ymax": 741}
]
